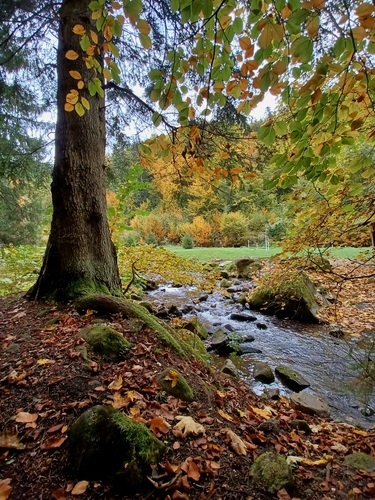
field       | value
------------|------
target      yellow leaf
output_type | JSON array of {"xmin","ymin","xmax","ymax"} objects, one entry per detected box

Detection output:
[
  {"xmin": 77, "ymin": 80, "xmax": 84, "ymax": 89},
  {"xmin": 75, "ymin": 102, "xmax": 85, "ymax": 117},
  {"xmin": 72, "ymin": 24, "xmax": 86, "ymax": 36},
  {"xmin": 90, "ymin": 30, "xmax": 99, "ymax": 45},
  {"xmin": 356, "ymin": 3, "xmax": 375, "ymax": 17},
  {"xmin": 352, "ymin": 429, "xmax": 368, "ymax": 436},
  {"xmin": 164, "ymin": 369, "xmax": 179, "ymax": 388},
  {"xmin": 0, "ymin": 430, "xmax": 25, "ymax": 450},
  {"xmin": 37, "ymin": 358, "xmax": 51, "ymax": 365},
  {"xmin": 81, "ymin": 97, "xmax": 90, "ymax": 110},
  {"xmin": 103, "ymin": 68, "xmax": 112, "ymax": 81},
  {"xmin": 64, "ymin": 103, "xmax": 74, "ymax": 112},
  {"xmin": 302, "ymin": 455, "xmax": 333, "ymax": 466},
  {"xmin": 92, "ymin": 9, "xmax": 103, "ymax": 20},
  {"xmin": 351, "ymin": 26, "xmax": 366, "ymax": 42},
  {"xmin": 69, "ymin": 70, "xmax": 82, "ymax": 80},
  {"xmin": 250, "ymin": 406, "xmax": 272, "ymax": 419},
  {"xmin": 217, "ymin": 408, "xmax": 233, "ymax": 422},
  {"xmin": 108, "ymin": 375, "xmax": 123, "ymax": 391},
  {"xmin": 66, "ymin": 50, "xmax": 79, "ymax": 60},
  {"xmin": 71, "ymin": 480, "xmax": 89, "ymax": 495},
  {"xmin": 137, "ymin": 19, "xmax": 151, "ymax": 35}
]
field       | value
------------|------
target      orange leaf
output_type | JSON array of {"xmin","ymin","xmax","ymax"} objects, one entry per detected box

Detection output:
[
  {"xmin": 239, "ymin": 36, "xmax": 252, "ymax": 50},
  {"xmin": 72, "ymin": 24, "xmax": 86, "ymax": 36},
  {"xmin": 40, "ymin": 435, "xmax": 67, "ymax": 450},
  {"xmin": 0, "ymin": 431, "xmax": 25, "ymax": 450},
  {"xmin": 65, "ymin": 50, "xmax": 79, "ymax": 60},
  {"xmin": 217, "ymin": 408, "xmax": 233, "ymax": 422},
  {"xmin": 65, "ymin": 103, "xmax": 74, "ymax": 112},
  {"xmin": 149, "ymin": 417, "xmax": 171, "ymax": 434},
  {"xmin": 71, "ymin": 480, "xmax": 89, "ymax": 495},
  {"xmin": 187, "ymin": 460, "xmax": 201, "ymax": 481},
  {"xmin": 69, "ymin": 70, "xmax": 82, "ymax": 80},
  {"xmin": 0, "ymin": 479, "xmax": 12, "ymax": 500},
  {"xmin": 15, "ymin": 411, "xmax": 38, "ymax": 424},
  {"xmin": 90, "ymin": 30, "xmax": 98, "ymax": 44}
]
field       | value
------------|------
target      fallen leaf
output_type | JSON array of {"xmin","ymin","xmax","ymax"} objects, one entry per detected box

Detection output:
[
  {"xmin": 15, "ymin": 412, "xmax": 38, "ymax": 424},
  {"xmin": 40, "ymin": 435, "xmax": 67, "ymax": 450},
  {"xmin": 223, "ymin": 428, "xmax": 247, "ymax": 455},
  {"xmin": 71, "ymin": 480, "xmax": 89, "ymax": 495},
  {"xmin": 286, "ymin": 456, "xmax": 304, "ymax": 466},
  {"xmin": 149, "ymin": 417, "xmax": 171, "ymax": 434},
  {"xmin": 174, "ymin": 416, "xmax": 205, "ymax": 438},
  {"xmin": 352, "ymin": 429, "xmax": 368, "ymax": 437},
  {"xmin": 250, "ymin": 406, "xmax": 272, "ymax": 419},
  {"xmin": 126, "ymin": 390, "xmax": 143, "ymax": 402},
  {"xmin": 187, "ymin": 460, "xmax": 200, "ymax": 481},
  {"xmin": 51, "ymin": 488, "xmax": 66, "ymax": 499},
  {"xmin": 7, "ymin": 371, "xmax": 27, "ymax": 384},
  {"xmin": 302, "ymin": 455, "xmax": 333, "ymax": 466},
  {"xmin": 331, "ymin": 443, "xmax": 348, "ymax": 453},
  {"xmin": 277, "ymin": 488, "xmax": 291, "ymax": 500},
  {"xmin": 0, "ymin": 430, "xmax": 25, "ymax": 450},
  {"xmin": 164, "ymin": 369, "xmax": 179, "ymax": 388},
  {"xmin": 47, "ymin": 423, "xmax": 64, "ymax": 434},
  {"xmin": 0, "ymin": 478, "xmax": 12, "ymax": 500},
  {"xmin": 108, "ymin": 375, "xmax": 123, "ymax": 391},
  {"xmin": 37, "ymin": 358, "xmax": 55, "ymax": 365},
  {"xmin": 217, "ymin": 409, "xmax": 233, "ymax": 422}
]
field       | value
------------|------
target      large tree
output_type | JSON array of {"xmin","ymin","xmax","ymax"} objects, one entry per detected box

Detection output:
[{"xmin": 2, "ymin": 0, "xmax": 374, "ymax": 299}]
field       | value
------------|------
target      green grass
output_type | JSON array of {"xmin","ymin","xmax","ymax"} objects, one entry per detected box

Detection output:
[
  {"xmin": 163, "ymin": 245, "xmax": 282, "ymax": 260},
  {"xmin": 163, "ymin": 245, "xmax": 373, "ymax": 261}
]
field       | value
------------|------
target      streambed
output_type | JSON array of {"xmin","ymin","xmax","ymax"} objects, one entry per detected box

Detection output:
[{"xmin": 146, "ymin": 283, "xmax": 375, "ymax": 429}]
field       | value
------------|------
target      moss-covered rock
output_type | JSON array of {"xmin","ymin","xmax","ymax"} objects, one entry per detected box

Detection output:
[
  {"xmin": 174, "ymin": 328, "xmax": 208, "ymax": 361},
  {"xmin": 253, "ymin": 362, "xmax": 275, "ymax": 384},
  {"xmin": 235, "ymin": 257, "xmax": 262, "ymax": 278},
  {"xmin": 251, "ymin": 452, "xmax": 293, "ymax": 493},
  {"xmin": 344, "ymin": 452, "xmax": 375, "ymax": 471},
  {"xmin": 78, "ymin": 324, "xmax": 132, "ymax": 360},
  {"xmin": 249, "ymin": 270, "xmax": 321, "ymax": 323},
  {"xmin": 180, "ymin": 317, "xmax": 208, "ymax": 339},
  {"xmin": 69, "ymin": 405, "xmax": 165, "ymax": 490},
  {"xmin": 157, "ymin": 368, "xmax": 194, "ymax": 402},
  {"xmin": 275, "ymin": 365, "xmax": 310, "ymax": 392}
]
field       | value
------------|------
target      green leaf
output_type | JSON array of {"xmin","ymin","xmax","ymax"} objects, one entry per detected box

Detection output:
[
  {"xmin": 108, "ymin": 42, "xmax": 119, "ymax": 57},
  {"xmin": 139, "ymin": 34, "xmax": 152, "ymax": 49},
  {"xmin": 258, "ymin": 124, "xmax": 276, "ymax": 146},
  {"xmin": 291, "ymin": 36, "xmax": 313, "ymax": 63},
  {"xmin": 171, "ymin": 0, "xmax": 179, "ymax": 12},
  {"xmin": 274, "ymin": 121, "xmax": 287, "ymax": 136},
  {"xmin": 80, "ymin": 34, "xmax": 90, "ymax": 51},
  {"xmin": 89, "ymin": 1, "xmax": 101, "ymax": 11},
  {"xmin": 75, "ymin": 102, "xmax": 85, "ymax": 117},
  {"xmin": 149, "ymin": 69, "xmax": 163, "ymax": 80},
  {"xmin": 152, "ymin": 112, "xmax": 162, "ymax": 127}
]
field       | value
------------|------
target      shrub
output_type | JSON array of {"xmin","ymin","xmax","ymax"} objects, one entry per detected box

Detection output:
[
  {"xmin": 144, "ymin": 232, "xmax": 158, "ymax": 246},
  {"xmin": 181, "ymin": 234, "xmax": 194, "ymax": 249},
  {"xmin": 123, "ymin": 233, "xmax": 138, "ymax": 247},
  {"xmin": 221, "ymin": 212, "xmax": 249, "ymax": 247}
]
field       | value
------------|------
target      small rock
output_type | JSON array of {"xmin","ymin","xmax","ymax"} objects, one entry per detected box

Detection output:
[
  {"xmin": 344, "ymin": 452, "xmax": 375, "ymax": 471},
  {"xmin": 256, "ymin": 322, "xmax": 268, "ymax": 330},
  {"xmin": 329, "ymin": 328, "xmax": 344, "ymax": 339},
  {"xmin": 157, "ymin": 368, "xmax": 194, "ymax": 402},
  {"xmin": 290, "ymin": 392, "xmax": 330, "ymax": 417},
  {"xmin": 168, "ymin": 305, "xmax": 182, "ymax": 317},
  {"xmin": 220, "ymin": 270, "xmax": 229, "ymax": 279},
  {"xmin": 180, "ymin": 304, "xmax": 194, "ymax": 314},
  {"xmin": 258, "ymin": 418, "xmax": 279, "ymax": 434},
  {"xmin": 289, "ymin": 419, "xmax": 312, "ymax": 434},
  {"xmin": 263, "ymin": 388, "xmax": 280, "ymax": 400},
  {"xmin": 156, "ymin": 308, "xmax": 169, "ymax": 318},
  {"xmin": 237, "ymin": 346, "xmax": 262, "ymax": 355},
  {"xmin": 361, "ymin": 406, "xmax": 375, "ymax": 417},
  {"xmin": 239, "ymin": 333, "xmax": 255, "ymax": 343},
  {"xmin": 251, "ymin": 452, "xmax": 293, "ymax": 493},
  {"xmin": 253, "ymin": 362, "xmax": 275, "ymax": 384},
  {"xmin": 223, "ymin": 324, "xmax": 235, "ymax": 332},
  {"xmin": 198, "ymin": 294, "xmax": 209, "ymax": 302},
  {"xmin": 222, "ymin": 359, "xmax": 239, "ymax": 378},
  {"xmin": 230, "ymin": 312, "xmax": 257, "ymax": 322},
  {"xmin": 206, "ymin": 329, "xmax": 230, "ymax": 353}
]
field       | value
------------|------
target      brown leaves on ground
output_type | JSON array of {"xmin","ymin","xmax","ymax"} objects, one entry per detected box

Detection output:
[{"xmin": 1, "ymin": 292, "xmax": 375, "ymax": 499}]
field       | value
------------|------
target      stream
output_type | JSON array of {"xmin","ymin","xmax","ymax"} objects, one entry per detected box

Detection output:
[{"xmin": 146, "ymin": 282, "xmax": 375, "ymax": 429}]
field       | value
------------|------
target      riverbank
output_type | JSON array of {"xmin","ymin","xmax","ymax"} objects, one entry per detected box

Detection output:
[{"xmin": 1, "ymin": 279, "xmax": 375, "ymax": 499}]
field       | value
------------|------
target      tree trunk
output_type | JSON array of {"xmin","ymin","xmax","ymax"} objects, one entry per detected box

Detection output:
[{"xmin": 28, "ymin": 0, "xmax": 122, "ymax": 300}]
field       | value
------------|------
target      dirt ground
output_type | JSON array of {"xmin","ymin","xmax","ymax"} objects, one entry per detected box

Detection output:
[{"xmin": 1, "ymin": 260, "xmax": 375, "ymax": 499}]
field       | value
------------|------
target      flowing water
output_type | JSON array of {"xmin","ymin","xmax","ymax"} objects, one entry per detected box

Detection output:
[{"xmin": 146, "ymin": 283, "xmax": 375, "ymax": 429}]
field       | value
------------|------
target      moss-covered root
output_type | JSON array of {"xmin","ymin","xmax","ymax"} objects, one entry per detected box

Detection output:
[
  {"xmin": 157, "ymin": 368, "xmax": 195, "ymax": 402},
  {"xmin": 76, "ymin": 294, "xmax": 209, "ymax": 363},
  {"xmin": 251, "ymin": 452, "xmax": 293, "ymax": 493},
  {"xmin": 69, "ymin": 405, "xmax": 165, "ymax": 490}
]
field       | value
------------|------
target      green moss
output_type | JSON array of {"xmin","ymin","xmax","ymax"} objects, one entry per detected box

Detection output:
[
  {"xmin": 79, "ymin": 324, "xmax": 132, "ymax": 359},
  {"xmin": 181, "ymin": 317, "xmax": 208, "ymax": 340},
  {"xmin": 69, "ymin": 405, "xmax": 165, "ymax": 490},
  {"xmin": 275, "ymin": 365, "xmax": 310, "ymax": 391},
  {"xmin": 157, "ymin": 368, "xmax": 195, "ymax": 402},
  {"xmin": 176, "ymin": 329, "xmax": 209, "ymax": 361},
  {"xmin": 251, "ymin": 452, "xmax": 293, "ymax": 493},
  {"xmin": 344, "ymin": 452, "xmax": 375, "ymax": 471}
]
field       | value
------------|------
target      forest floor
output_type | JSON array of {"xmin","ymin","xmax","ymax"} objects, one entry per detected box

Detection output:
[{"xmin": 0, "ymin": 259, "xmax": 375, "ymax": 500}]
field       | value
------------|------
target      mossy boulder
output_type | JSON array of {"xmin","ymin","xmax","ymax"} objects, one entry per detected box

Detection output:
[
  {"xmin": 275, "ymin": 365, "xmax": 310, "ymax": 392},
  {"xmin": 235, "ymin": 257, "xmax": 262, "ymax": 278},
  {"xmin": 78, "ymin": 324, "xmax": 132, "ymax": 359},
  {"xmin": 181, "ymin": 317, "xmax": 208, "ymax": 339},
  {"xmin": 174, "ymin": 328, "xmax": 208, "ymax": 360},
  {"xmin": 249, "ymin": 270, "xmax": 321, "ymax": 323},
  {"xmin": 344, "ymin": 452, "xmax": 375, "ymax": 471},
  {"xmin": 68, "ymin": 405, "xmax": 165, "ymax": 490},
  {"xmin": 251, "ymin": 452, "xmax": 293, "ymax": 493},
  {"xmin": 157, "ymin": 368, "xmax": 194, "ymax": 402},
  {"xmin": 253, "ymin": 362, "xmax": 275, "ymax": 384}
]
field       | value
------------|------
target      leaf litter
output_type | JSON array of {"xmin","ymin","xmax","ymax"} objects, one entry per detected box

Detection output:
[{"xmin": 0, "ymin": 290, "xmax": 375, "ymax": 499}]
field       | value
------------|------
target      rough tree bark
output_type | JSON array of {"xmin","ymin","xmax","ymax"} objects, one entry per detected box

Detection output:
[{"xmin": 28, "ymin": 0, "xmax": 122, "ymax": 300}]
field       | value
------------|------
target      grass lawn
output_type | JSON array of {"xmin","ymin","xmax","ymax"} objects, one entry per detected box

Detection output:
[{"xmin": 163, "ymin": 245, "xmax": 373, "ymax": 261}]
